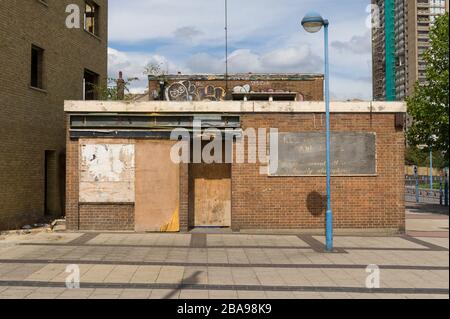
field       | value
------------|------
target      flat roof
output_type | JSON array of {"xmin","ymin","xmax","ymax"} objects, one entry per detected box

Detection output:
[
  {"xmin": 148, "ymin": 73, "xmax": 324, "ymax": 81},
  {"xmin": 65, "ymin": 101, "xmax": 406, "ymax": 114}
]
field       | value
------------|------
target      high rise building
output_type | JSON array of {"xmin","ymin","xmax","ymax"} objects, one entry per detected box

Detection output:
[{"xmin": 372, "ymin": 0, "xmax": 449, "ymax": 101}]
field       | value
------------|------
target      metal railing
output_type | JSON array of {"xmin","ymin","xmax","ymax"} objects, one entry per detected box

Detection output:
[{"xmin": 405, "ymin": 173, "xmax": 449, "ymax": 206}]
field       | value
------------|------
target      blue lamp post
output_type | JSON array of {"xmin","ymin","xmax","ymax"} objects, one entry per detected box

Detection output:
[{"xmin": 301, "ymin": 12, "xmax": 333, "ymax": 252}]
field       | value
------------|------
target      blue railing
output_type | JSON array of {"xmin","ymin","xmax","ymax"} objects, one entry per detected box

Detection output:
[{"xmin": 405, "ymin": 174, "xmax": 449, "ymax": 206}]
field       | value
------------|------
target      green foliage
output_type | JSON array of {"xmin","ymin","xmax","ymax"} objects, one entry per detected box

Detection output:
[
  {"xmin": 405, "ymin": 146, "xmax": 449, "ymax": 169},
  {"xmin": 407, "ymin": 13, "xmax": 449, "ymax": 159},
  {"xmin": 94, "ymin": 76, "xmax": 138, "ymax": 101}
]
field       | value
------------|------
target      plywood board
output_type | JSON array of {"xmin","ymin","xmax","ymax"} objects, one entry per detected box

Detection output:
[
  {"xmin": 134, "ymin": 140, "xmax": 180, "ymax": 232},
  {"xmin": 191, "ymin": 164, "xmax": 231, "ymax": 227},
  {"xmin": 79, "ymin": 144, "xmax": 135, "ymax": 203},
  {"xmin": 271, "ymin": 132, "xmax": 377, "ymax": 176}
]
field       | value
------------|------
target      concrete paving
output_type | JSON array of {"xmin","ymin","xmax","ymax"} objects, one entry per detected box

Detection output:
[{"xmin": 0, "ymin": 204, "xmax": 448, "ymax": 299}]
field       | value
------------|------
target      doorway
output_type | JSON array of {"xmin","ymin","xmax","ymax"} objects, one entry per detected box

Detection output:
[
  {"xmin": 189, "ymin": 163, "xmax": 231, "ymax": 228},
  {"xmin": 134, "ymin": 140, "xmax": 180, "ymax": 232}
]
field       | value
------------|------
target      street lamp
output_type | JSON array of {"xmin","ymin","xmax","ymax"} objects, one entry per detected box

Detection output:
[{"xmin": 301, "ymin": 12, "xmax": 333, "ymax": 252}]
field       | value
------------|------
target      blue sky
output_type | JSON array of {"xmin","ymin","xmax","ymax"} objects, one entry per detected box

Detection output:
[{"xmin": 108, "ymin": 0, "xmax": 373, "ymax": 100}]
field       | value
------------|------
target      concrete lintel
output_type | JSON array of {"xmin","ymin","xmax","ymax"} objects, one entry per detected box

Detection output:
[{"xmin": 64, "ymin": 101, "xmax": 407, "ymax": 114}]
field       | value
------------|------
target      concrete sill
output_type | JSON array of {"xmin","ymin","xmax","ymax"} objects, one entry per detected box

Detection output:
[
  {"xmin": 37, "ymin": 0, "xmax": 49, "ymax": 8},
  {"xmin": 84, "ymin": 29, "xmax": 102, "ymax": 42},
  {"xmin": 29, "ymin": 86, "xmax": 47, "ymax": 94}
]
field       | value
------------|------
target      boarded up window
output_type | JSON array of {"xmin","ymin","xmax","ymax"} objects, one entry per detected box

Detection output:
[
  {"xmin": 270, "ymin": 132, "xmax": 377, "ymax": 176},
  {"xmin": 79, "ymin": 144, "xmax": 135, "ymax": 203}
]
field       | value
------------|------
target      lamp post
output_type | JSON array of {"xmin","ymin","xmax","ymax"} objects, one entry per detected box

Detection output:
[{"xmin": 301, "ymin": 12, "xmax": 333, "ymax": 252}]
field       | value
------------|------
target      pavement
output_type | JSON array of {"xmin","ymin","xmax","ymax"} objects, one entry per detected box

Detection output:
[{"xmin": 0, "ymin": 204, "xmax": 448, "ymax": 299}]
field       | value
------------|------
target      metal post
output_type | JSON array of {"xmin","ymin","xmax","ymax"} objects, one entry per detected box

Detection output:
[
  {"xmin": 414, "ymin": 166, "xmax": 419, "ymax": 203},
  {"xmin": 445, "ymin": 168, "xmax": 449, "ymax": 207},
  {"xmin": 225, "ymin": 0, "xmax": 229, "ymax": 96},
  {"xmin": 324, "ymin": 22, "xmax": 333, "ymax": 252},
  {"xmin": 430, "ymin": 147, "xmax": 433, "ymax": 192},
  {"xmin": 440, "ymin": 179, "xmax": 443, "ymax": 206}
]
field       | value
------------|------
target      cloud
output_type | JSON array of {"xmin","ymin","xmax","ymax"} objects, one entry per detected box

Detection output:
[
  {"xmin": 108, "ymin": 48, "xmax": 185, "ymax": 93},
  {"xmin": 261, "ymin": 46, "xmax": 323, "ymax": 72},
  {"xmin": 173, "ymin": 26, "xmax": 204, "ymax": 42},
  {"xmin": 331, "ymin": 76, "xmax": 373, "ymax": 101},
  {"xmin": 332, "ymin": 32, "xmax": 372, "ymax": 55},
  {"xmin": 186, "ymin": 45, "xmax": 322, "ymax": 74},
  {"xmin": 186, "ymin": 52, "xmax": 224, "ymax": 73}
]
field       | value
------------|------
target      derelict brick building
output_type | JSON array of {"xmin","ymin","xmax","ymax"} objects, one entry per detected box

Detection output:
[{"xmin": 64, "ymin": 98, "xmax": 406, "ymax": 234}]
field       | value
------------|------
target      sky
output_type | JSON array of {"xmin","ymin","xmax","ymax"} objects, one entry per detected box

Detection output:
[{"xmin": 108, "ymin": 0, "xmax": 373, "ymax": 101}]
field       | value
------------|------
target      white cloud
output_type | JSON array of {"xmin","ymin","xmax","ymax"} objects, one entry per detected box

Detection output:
[
  {"xmin": 332, "ymin": 31, "xmax": 372, "ymax": 55},
  {"xmin": 108, "ymin": 48, "xmax": 186, "ymax": 93},
  {"xmin": 186, "ymin": 46, "xmax": 322, "ymax": 74}
]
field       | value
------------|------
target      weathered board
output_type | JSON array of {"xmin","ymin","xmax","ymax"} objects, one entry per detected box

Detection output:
[
  {"xmin": 271, "ymin": 132, "xmax": 377, "ymax": 176},
  {"xmin": 191, "ymin": 164, "xmax": 232, "ymax": 228},
  {"xmin": 79, "ymin": 144, "xmax": 135, "ymax": 203},
  {"xmin": 134, "ymin": 140, "xmax": 180, "ymax": 232}
]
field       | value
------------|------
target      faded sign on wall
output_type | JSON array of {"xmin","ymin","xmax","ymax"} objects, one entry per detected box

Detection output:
[
  {"xmin": 271, "ymin": 132, "xmax": 377, "ymax": 176},
  {"xmin": 79, "ymin": 144, "xmax": 135, "ymax": 203}
]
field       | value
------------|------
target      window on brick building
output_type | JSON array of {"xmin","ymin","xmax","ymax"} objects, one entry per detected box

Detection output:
[
  {"xmin": 84, "ymin": 1, "xmax": 100, "ymax": 36},
  {"xmin": 31, "ymin": 45, "xmax": 44, "ymax": 89},
  {"xmin": 84, "ymin": 69, "xmax": 99, "ymax": 100}
]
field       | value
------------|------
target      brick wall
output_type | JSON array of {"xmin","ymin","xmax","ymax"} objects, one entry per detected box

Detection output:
[
  {"xmin": 179, "ymin": 164, "xmax": 190, "ymax": 232},
  {"xmin": 230, "ymin": 113, "xmax": 405, "ymax": 231},
  {"xmin": 149, "ymin": 76, "xmax": 324, "ymax": 101},
  {"xmin": 65, "ymin": 117, "xmax": 80, "ymax": 231},
  {"xmin": 66, "ymin": 112, "xmax": 405, "ymax": 233},
  {"xmin": 79, "ymin": 204, "xmax": 134, "ymax": 231},
  {"xmin": 0, "ymin": 0, "xmax": 108, "ymax": 230}
]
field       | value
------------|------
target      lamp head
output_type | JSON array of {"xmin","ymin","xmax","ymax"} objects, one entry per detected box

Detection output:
[{"xmin": 301, "ymin": 12, "xmax": 326, "ymax": 33}]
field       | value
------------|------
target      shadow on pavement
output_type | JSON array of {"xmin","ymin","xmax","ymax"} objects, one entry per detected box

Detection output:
[
  {"xmin": 162, "ymin": 271, "xmax": 203, "ymax": 299},
  {"xmin": 406, "ymin": 202, "xmax": 449, "ymax": 215}
]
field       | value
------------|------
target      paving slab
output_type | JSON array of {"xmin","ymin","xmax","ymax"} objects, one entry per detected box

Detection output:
[{"xmin": 0, "ymin": 211, "xmax": 448, "ymax": 299}]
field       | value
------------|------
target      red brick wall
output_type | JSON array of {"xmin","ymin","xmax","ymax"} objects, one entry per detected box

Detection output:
[
  {"xmin": 66, "ymin": 112, "xmax": 405, "ymax": 232},
  {"xmin": 231, "ymin": 113, "xmax": 405, "ymax": 231},
  {"xmin": 179, "ymin": 164, "xmax": 189, "ymax": 232},
  {"xmin": 149, "ymin": 78, "xmax": 324, "ymax": 101},
  {"xmin": 79, "ymin": 204, "xmax": 134, "ymax": 231}
]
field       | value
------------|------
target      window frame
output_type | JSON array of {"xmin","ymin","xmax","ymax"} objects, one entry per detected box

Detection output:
[
  {"xmin": 84, "ymin": 1, "xmax": 100, "ymax": 37},
  {"xmin": 30, "ymin": 45, "xmax": 45, "ymax": 90}
]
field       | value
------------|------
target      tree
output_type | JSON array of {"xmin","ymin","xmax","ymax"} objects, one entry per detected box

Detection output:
[
  {"xmin": 143, "ymin": 62, "xmax": 168, "ymax": 100},
  {"xmin": 94, "ymin": 76, "xmax": 138, "ymax": 101},
  {"xmin": 407, "ymin": 13, "xmax": 449, "ymax": 160},
  {"xmin": 143, "ymin": 62, "xmax": 168, "ymax": 79},
  {"xmin": 405, "ymin": 146, "xmax": 448, "ymax": 169}
]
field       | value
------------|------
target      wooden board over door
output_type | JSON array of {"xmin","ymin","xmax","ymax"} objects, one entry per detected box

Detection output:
[
  {"xmin": 135, "ymin": 140, "xmax": 180, "ymax": 232},
  {"xmin": 190, "ymin": 164, "xmax": 231, "ymax": 227}
]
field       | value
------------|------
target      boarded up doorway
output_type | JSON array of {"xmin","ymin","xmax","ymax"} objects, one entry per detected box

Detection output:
[
  {"xmin": 189, "ymin": 163, "xmax": 231, "ymax": 228},
  {"xmin": 135, "ymin": 140, "xmax": 180, "ymax": 232}
]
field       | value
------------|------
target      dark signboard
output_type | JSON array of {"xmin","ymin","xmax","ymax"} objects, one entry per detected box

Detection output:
[{"xmin": 271, "ymin": 132, "xmax": 377, "ymax": 176}]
